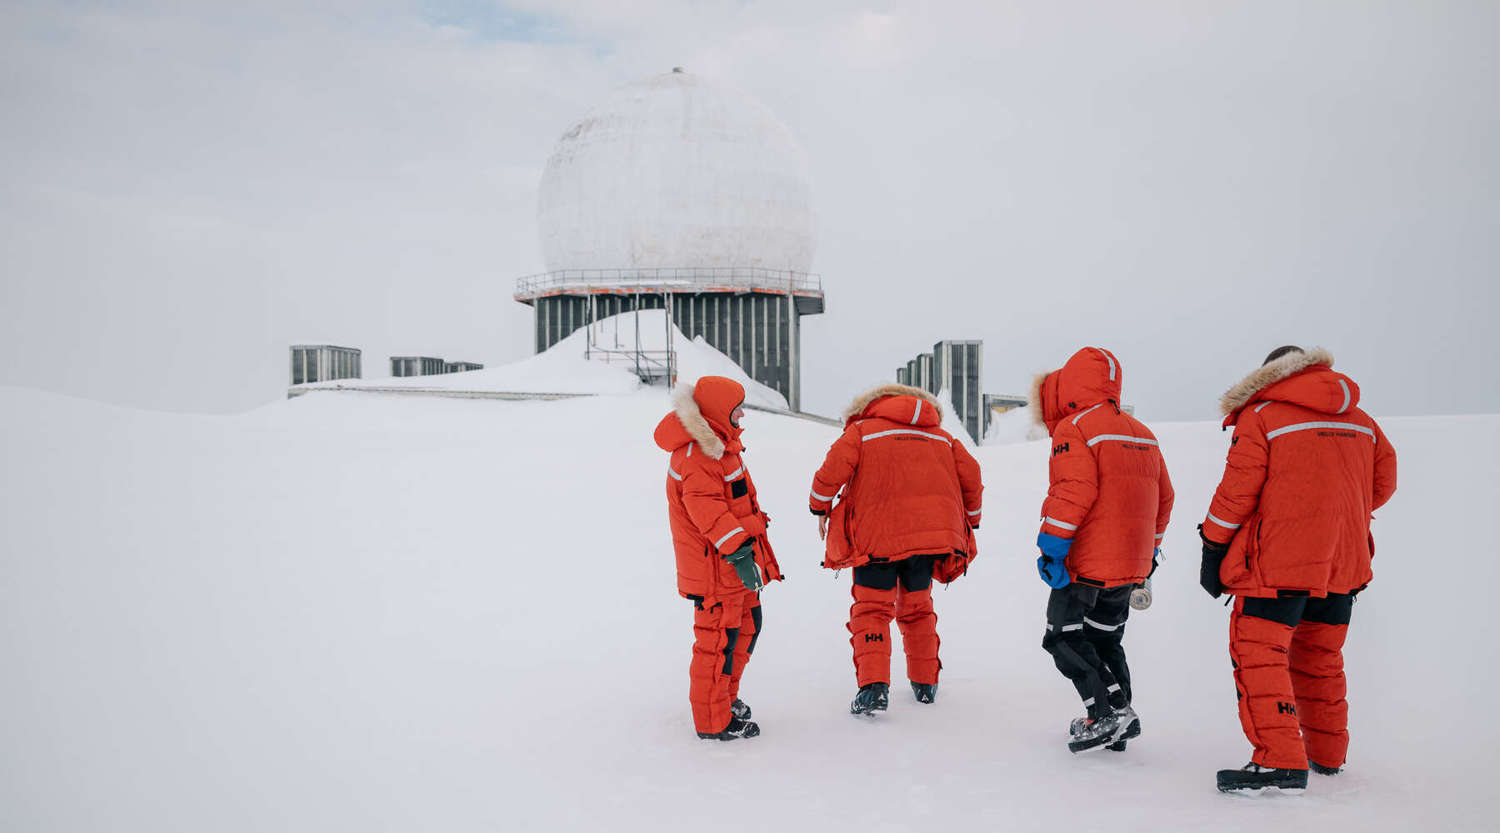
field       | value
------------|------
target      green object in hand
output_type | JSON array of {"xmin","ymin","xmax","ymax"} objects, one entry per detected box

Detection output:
[{"xmin": 724, "ymin": 542, "xmax": 763, "ymax": 591}]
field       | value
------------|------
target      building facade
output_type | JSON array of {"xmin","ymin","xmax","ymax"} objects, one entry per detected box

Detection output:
[
  {"xmin": 290, "ymin": 345, "xmax": 361, "ymax": 386},
  {"xmin": 515, "ymin": 268, "xmax": 823, "ymax": 410},
  {"xmin": 391, "ymin": 356, "xmax": 447, "ymax": 377}
]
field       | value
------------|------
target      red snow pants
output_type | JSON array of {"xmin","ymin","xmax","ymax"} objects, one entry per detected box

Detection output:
[
  {"xmin": 1229, "ymin": 593, "xmax": 1353, "ymax": 770},
  {"xmin": 688, "ymin": 588, "xmax": 761, "ymax": 735},
  {"xmin": 848, "ymin": 556, "xmax": 940, "ymax": 688}
]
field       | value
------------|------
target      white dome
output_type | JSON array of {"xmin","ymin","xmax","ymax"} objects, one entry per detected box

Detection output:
[{"xmin": 538, "ymin": 70, "xmax": 815, "ymax": 273}]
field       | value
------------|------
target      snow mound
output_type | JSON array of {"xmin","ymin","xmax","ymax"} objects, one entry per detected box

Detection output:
[{"xmin": 293, "ymin": 310, "xmax": 788, "ymax": 409}]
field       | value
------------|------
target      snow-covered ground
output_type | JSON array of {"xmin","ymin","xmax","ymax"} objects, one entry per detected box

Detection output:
[{"xmin": 1, "ymin": 383, "xmax": 1492, "ymax": 832}]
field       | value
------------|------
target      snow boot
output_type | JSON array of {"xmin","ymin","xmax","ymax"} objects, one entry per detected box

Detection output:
[
  {"xmin": 911, "ymin": 682, "xmax": 938, "ymax": 704},
  {"xmin": 1106, "ymin": 704, "xmax": 1141, "ymax": 751},
  {"xmin": 731, "ymin": 699, "xmax": 752, "ymax": 721},
  {"xmin": 1309, "ymin": 761, "xmax": 1342, "ymax": 776},
  {"xmin": 1216, "ymin": 762, "xmax": 1308, "ymax": 792},
  {"xmin": 1067, "ymin": 711, "xmax": 1120, "ymax": 753},
  {"xmin": 850, "ymin": 682, "xmax": 890, "ymax": 715},
  {"xmin": 697, "ymin": 716, "xmax": 760, "ymax": 741}
]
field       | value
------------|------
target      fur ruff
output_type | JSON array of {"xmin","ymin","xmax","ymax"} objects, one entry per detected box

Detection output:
[
  {"xmin": 1028, "ymin": 372, "xmax": 1050, "ymax": 427},
  {"xmin": 672, "ymin": 382, "xmax": 726, "ymax": 459},
  {"xmin": 1219, "ymin": 347, "xmax": 1334, "ymax": 416},
  {"xmin": 842, "ymin": 383, "xmax": 942, "ymax": 422}
]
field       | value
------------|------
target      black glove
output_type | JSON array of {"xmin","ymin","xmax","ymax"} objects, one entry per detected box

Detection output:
[
  {"xmin": 1198, "ymin": 524, "xmax": 1227, "ymax": 599},
  {"xmin": 724, "ymin": 542, "xmax": 763, "ymax": 592}
]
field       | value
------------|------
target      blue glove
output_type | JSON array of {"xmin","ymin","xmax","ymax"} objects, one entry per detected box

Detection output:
[{"xmin": 1036, "ymin": 532, "xmax": 1073, "ymax": 589}]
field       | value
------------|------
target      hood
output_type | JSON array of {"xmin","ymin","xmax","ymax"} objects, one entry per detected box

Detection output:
[
  {"xmin": 843, "ymin": 383, "xmax": 942, "ymax": 427},
  {"xmin": 653, "ymin": 376, "xmax": 745, "ymax": 459},
  {"xmin": 1219, "ymin": 347, "xmax": 1359, "ymax": 425},
  {"xmin": 1029, "ymin": 347, "xmax": 1123, "ymax": 433}
]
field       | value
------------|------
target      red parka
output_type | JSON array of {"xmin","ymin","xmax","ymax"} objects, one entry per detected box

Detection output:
[
  {"xmin": 1033, "ymin": 348, "xmax": 1174, "ymax": 588},
  {"xmin": 1203, "ymin": 349, "xmax": 1396, "ymax": 598},
  {"xmin": 809, "ymin": 385, "xmax": 983, "ymax": 579},
  {"xmin": 655, "ymin": 377, "xmax": 782, "ymax": 600}
]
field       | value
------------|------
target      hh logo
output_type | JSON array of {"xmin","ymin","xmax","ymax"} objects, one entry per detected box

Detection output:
[
  {"xmin": 1277, "ymin": 701, "xmax": 1298, "ymax": 716},
  {"xmin": 1052, "ymin": 442, "xmax": 1070, "ymax": 456},
  {"xmin": 864, "ymin": 633, "xmax": 884, "ymax": 643}
]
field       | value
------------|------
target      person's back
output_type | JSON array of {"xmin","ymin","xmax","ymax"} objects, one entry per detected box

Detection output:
[
  {"xmin": 810, "ymin": 384, "xmax": 983, "ymax": 714},
  {"xmin": 1032, "ymin": 347, "xmax": 1173, "ymax": 753},
  {"xmin": 814, "ymin": 386, "xmax": 981, "ymax": 564},
  {"xmin": 1206, "ymin": 349, "xmax": 1396, "ymax": 597},
  {"xmin": 1199, "ymin": 346, "xmax": 1396, "ymax": 792}
]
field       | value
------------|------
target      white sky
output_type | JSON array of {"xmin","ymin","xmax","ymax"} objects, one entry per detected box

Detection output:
[{"xmin": 2, "ymin": 0, "xmax": 1495, "ymax": 421}]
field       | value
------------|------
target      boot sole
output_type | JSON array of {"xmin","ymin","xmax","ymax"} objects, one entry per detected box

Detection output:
[{"xmin": 1216, "ymin": 773, "xmax": 1308, "ymax": 792}]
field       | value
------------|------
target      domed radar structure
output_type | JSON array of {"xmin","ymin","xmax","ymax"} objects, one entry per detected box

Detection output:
[{"xmin": 514, "ymin": 68, "xmax": 824, "ymax": 409}]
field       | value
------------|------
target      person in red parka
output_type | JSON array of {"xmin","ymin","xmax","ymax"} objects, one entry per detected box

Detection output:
[
  {"xmin": 1031, "ymin": 347, "xmax": 1174, "ymax": 753},
  {"xmin": 655, "ymin": 376, "xmax": 783, "ymax": 740},
  {"xmin": 1200, "ymin": 346, "xmax": 1396, "ymax": 792},
  {"xmin": 809, "ymin": 384, "xmax": 983, "ymax": 714}
]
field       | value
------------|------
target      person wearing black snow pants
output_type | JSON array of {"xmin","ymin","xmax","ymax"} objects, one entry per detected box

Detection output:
[
  {"xmin": 1029, "ymin": 347, "xmax": 1173, "ymax": 753},
  {"xmin": 1043, "ymin": 584, "xmax": 1133, "ymax": 726}
]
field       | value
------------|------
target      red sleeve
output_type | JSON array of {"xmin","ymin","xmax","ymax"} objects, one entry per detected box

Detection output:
[
  {"xmin": 1155, "ymin": 451, "xmax": 1175, "ymax": 544},
  {"xmin": 1038, "ymin": 420, "xmax": 1096, "ymax": 540},
  {"xmin": 1203, "ymin": 412, "xmax": 1268, "ymax": 545},
  {"xmin": 1372, "ymin": 420, "xmax": 1397, "ymax": 510},
  {"xmin": 810, "ymin": 425, "xmax": 861, "ymax": 515},
  {"xmin": 682, "ymin": 453, "xmax": 748, "ymax": 555},
  {"xmin": 952, "ymin": 438, "xmax": 984, "ymax": 527}
]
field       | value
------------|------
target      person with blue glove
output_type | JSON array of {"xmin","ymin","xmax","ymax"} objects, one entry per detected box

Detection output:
[{"xmin": 1030, "ymin": 348, "xmax": 1175, "ymax": 754}]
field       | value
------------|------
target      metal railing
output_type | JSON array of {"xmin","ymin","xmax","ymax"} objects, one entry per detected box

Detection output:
[
  {"xmin": 587, "ymin": 347, "xmax": 676, "ymax": 385},
  {"xmin": 515, "ymin": 267, "xmax": 822, "ymax": 300}
]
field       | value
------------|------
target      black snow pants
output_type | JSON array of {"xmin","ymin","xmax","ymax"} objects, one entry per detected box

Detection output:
[{"xmin": 1042, "ymin": 583, "xmax": 1133, "ymax": 718}]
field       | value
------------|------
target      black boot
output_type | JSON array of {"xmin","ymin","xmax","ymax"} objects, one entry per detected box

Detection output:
[
  {"xmin": 1309, "ymin": 761, "xmax": 1341, "ymax": 776},
  {"xmin": 731, "ymin": 699, "xmax": 752, "ymax": 721},
  {"xmin": 1216, "ymin": 762, "xmax": 1308, "ymax": 792},
  {"xmin": 697, "ymin": 716, "xmax": 760, "ymax": 741},
  {"xmin": 910, "ymin": 682, "xmax": 938, "ymax": 704},
  {"xmin": 850, "ymin": 682, "xmax": 890, "ymax": 715}
]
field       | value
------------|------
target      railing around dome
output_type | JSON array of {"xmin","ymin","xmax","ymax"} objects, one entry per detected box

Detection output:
[{"xmin": 514, "ymin": 267, "xmax": 822, "ymax": 301}]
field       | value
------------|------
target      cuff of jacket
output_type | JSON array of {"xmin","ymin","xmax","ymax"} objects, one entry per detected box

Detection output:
[
  {"xmin": 1200, "ymin": 515, "xmax": 1238, "ymax": 546},
  {"xmin": 1037, "ymin": 531, "xmax": 1073, "ymax": 559}
]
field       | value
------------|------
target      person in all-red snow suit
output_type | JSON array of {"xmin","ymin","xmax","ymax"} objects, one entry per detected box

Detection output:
[
  {"xmin": 1200, "ymin": 347, "xmax": 1397, "ymax": 792},
  {"xmin": 654, "ymin": 376, "xmax": 783, "ymax": 740},
  {"xmin": 1031, "ymin": 347, "xmax": 1174, "ymax": 753},
  {"xmin": 808, "ymin": 384, "xmax": 983, "ymax": 715}
]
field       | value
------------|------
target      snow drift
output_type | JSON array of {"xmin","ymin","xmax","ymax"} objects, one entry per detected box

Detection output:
[
  {"xmin": 294, "ymin": 310, "xmax": 789, "ymax": 410},
  {"xmin": 0, "ymin": 384, "xmax": 1493, "ymax": 832}
]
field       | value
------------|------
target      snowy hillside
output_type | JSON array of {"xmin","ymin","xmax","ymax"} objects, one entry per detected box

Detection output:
[{"xmin": 0, "ymin": 385, "xmax": 1493, "ymax": 832}]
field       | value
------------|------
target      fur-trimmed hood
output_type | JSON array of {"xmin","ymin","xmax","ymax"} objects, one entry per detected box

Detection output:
[
  {"xmin": 842, "ymin": 383, "xmax": 943, "ymax": 424},
  {"xmin": 653, "ymin": 378, "xmax": 745, "ymax": 459},
  {"xmin": 1219, "ymin": 348, "xmax": 1333, "ymax": 416}
]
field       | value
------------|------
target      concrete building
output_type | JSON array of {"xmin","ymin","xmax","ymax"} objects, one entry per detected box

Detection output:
[
  {"xmin": 911, "ymin": 353, "xmax": 935, "ymax": 393},
  {"xmin": 391, "ymin": 356, "xmax": 446, "ymax": 377},
  {"xmin": 934, "ymin": 340, "xmax": 984, "ymax": 443},
  {"xmin": 893, "ymin": 340, "xmax": 985, "ymax": 443},
  {"xmin": 445, "ymin": 361, "xmax": 484, "ymax": 374},
  {"xmin": 290, "ymin": 345, "xmax": 361, "ymax": 386},
  {"xmin": 514, "ymin": 69, "xmax": 824, "ymax": 410}
]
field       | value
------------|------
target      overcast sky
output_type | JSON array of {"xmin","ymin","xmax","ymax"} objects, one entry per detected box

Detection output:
[{"xmin": 2, "ymin": 0, "xmax": 1495, "ymax": 421}]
